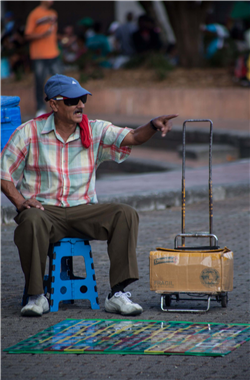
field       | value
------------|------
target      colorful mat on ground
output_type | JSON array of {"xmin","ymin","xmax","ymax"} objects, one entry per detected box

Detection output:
[{"xmin": 4, "ymin": 319, "xmax": 250, "ymax": 356}]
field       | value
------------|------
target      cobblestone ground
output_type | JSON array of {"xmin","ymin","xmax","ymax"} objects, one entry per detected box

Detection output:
[{"xmin": 1, "ymin": 195, "xmax": 249, "ymax": 380}]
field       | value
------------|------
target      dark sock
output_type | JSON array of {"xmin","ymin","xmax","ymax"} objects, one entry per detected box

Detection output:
[{"xmin": 109, "ymin": 283, "xmax": 126, "ymax": 299}]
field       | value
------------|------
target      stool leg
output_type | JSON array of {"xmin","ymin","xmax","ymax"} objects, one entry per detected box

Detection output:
[
  {"xmin": 49, "ymin": 238, "xmax": 100, "ymax": 312},
  {"xmin": 61, "ymin": 257, "xmax": 74, "ymax": 305},
  {"xmin": 81, "ymin": 245, "xmax": 99, "ymax": 310},
  {"xmin": 68, "ymin": 239, "xmax": 99, "ymax": 310}
]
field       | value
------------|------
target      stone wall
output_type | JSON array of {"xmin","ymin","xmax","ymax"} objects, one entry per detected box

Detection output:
[
  {"xmin": 1, "ymin": 82, "xmax": 249, "ymax": 122},
  {"xmin": 85, "ymin": 88, "xmax": 249, "ymax": 121}
]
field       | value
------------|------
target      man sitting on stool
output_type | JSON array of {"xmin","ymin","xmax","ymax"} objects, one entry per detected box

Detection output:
[{"xmin": 1, "ymin": 74, "xmax": 178, "ymax": 317}]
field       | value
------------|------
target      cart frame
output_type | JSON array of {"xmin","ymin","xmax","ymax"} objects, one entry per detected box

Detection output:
[{"xmin": 160, "ymin": 119, "xmax": 229, "ymax": 313}]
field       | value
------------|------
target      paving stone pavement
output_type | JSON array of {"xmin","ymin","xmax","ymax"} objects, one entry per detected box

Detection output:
[{"xmin": 1, "ymin": 195, "xmax": 250, "ymax": 380}]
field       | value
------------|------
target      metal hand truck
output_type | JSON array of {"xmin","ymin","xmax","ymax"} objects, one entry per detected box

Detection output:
[{"xmin": 160, "ymin": 119, "xmax": 231, "ymax": 313}]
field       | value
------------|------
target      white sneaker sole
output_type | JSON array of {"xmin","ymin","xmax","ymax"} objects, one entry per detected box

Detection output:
[
  {"xmin": 21, "ymin": 303, "xmax": 50, "ymax": 317},
  {"xmin": 105, "ymin": 306, "xmax": 143, "ymax": 316},
  {"xmin": 21, "ymin": 309, "xmax": 43, "ymax": 317}
]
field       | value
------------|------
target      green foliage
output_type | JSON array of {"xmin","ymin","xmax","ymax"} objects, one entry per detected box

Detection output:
[
  {"xmin": 77, "ymin": 51, "xmax": 174, "ymax": 82},
  {"xmin": 146, "ymin": 53, "xmax": 174, "ymax": 71},
  {"xmin": 14, "ymin": 67, "xmax": 23, "ymax": 81},
  {"xmin": 79, "ymin": 69, "xmax": 105, "ymax": 83},
  {"xmin": 123, "ymin": 55, "xmax": 145, "ymax": 69},
  {"xmin": 207, "ymin": 39, "xmax": 239, "ymax": 68},
  {"xmin": 77, "ymin": 51, "xmax": 105, "ymax": 82},
  {"xmin": 76, "ymin": 51, "xmax": 93, "ymax": 71},
  {"xmin": 124, "ymin": 53, "xmax": 174, "ymax": 81},
  {"xmin": 90, "ymin": 69, "xmax": 105, "ymax": 80},
  {"xmin": 155, "ymin": 67, "xmax": 168, "ymax": 81},
  {"xmin": 79, "ymin": 72, "xmax": 90, "ymax": 83}
]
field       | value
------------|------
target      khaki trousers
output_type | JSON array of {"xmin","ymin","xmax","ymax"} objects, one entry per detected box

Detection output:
[{"xmin": 14, "ymin": 203, "xmax": 139, "ymax": 295}]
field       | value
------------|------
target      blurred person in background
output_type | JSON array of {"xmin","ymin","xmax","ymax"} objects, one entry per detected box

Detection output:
[
  {"xmin": 25, "ymin": 1, "xmax": 62, "ymax": 117},
  {"xmin": 132, "ymin": 14, "xmax": 162, "ymax": 54},
  {"xmin": 77, "ymin": 17, "xmax": 95, "ymax": 41},
  {"xmin": 230, "ymin": 19, "xmax": 250, "ymax": 87},
  {"xmin": 1, "ymin": 11, "xmax": 28, "ymax": 79},
  {"xmin": 85, "ymin": 21, "xmax": 111, "ymax": 68},
  {"xmin": 2, "ymin": 11, "xmax": 15, "ymax": 36},
  {"xmin": 200, "ymin": 8, "xmax": 230, "ymax": 61},
  {"xmin": 200, "ymin": 22, "xmax": 230, "ymax": 60},
  {"xmin": 107, "ymin": 21, "xmax": 120, "ymax": 53},
  {"xmin": 111, "ymin": 12, "xmax": 137, "ymax": 69},
  {"xmin": 115, "ymin": 12, "xmax": 137, "ymax": 57},
  {"xmin": 58, "ymin": 25, "xmax": 87, "ymax": 69}
]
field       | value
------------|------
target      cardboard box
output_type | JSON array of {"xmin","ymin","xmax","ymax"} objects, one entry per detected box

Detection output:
[{"xmin": 150, "ymin": 247, "xmax": 233, "ymax": 294}]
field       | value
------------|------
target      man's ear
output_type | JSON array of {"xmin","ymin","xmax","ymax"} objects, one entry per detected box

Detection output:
[{"xmin": 49, "ymin": 99, "xmax": 58, "ymax": 112}]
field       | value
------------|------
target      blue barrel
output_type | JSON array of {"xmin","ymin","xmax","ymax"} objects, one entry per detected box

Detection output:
[{"xmin": 1, "ymin": 95, "xmax": 22, "ymax": 151}]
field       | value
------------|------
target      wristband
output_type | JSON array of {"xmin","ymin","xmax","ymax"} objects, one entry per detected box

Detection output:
[{"xmin": 150, "ymin": 119, "xmax": 158, "ymax": 131}]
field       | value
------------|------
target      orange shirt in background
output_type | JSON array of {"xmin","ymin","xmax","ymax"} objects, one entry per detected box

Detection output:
[{"xmin": 25, "ymin": 5, "xmax": 59, "ymax": 60}]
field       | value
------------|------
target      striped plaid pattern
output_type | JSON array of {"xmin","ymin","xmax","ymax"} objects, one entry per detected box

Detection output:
[{"xmin": 1, "ymin": 113, "xmax": 131, "ymax": 207}]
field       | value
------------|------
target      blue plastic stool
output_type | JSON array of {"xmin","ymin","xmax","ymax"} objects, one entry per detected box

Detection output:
[
  {"xmin": 49, "ymin": 238, "xmax": 99, "ymax": 312},
  {"xmin": 22, "ymin": 238, "xmax": 100, "ymax": 312}
]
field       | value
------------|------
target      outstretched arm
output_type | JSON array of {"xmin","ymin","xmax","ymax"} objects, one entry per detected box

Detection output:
[{"xmin": 120, "ymin": 114, "xmax": 178, "ymax": 147}]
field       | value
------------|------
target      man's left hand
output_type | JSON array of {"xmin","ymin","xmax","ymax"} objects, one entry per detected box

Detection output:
[{"xmin": 151, "ymin": 114, "xmax": 178, "ymax": 137}]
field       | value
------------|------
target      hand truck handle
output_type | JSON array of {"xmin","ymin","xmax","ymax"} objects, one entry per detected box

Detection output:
[
  {"xmin": 174, "ymin": 233, "xmax": 218, "ymax": 249},
  {"xmin": 181, "ymin": 119, "xmax": 213, "ymax": 246}
]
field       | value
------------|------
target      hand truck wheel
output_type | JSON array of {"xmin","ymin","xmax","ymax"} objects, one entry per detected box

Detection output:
[
  {"xmin": 164, "ymin": 294, "xmax": 172, "ymax": 307},
  {"xmin": 221, "ymin": 292, "xmax": 228, "ymax": 308}
]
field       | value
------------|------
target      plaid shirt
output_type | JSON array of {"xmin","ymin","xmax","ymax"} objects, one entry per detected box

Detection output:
[{"xmin": 1, "ymin": 113, "xmax": 131, "ymax": 207}]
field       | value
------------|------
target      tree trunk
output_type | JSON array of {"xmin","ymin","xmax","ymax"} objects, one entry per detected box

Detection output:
[{"xmin": 163, "ymin": 1, "xmax": 211, "ymax": 68}]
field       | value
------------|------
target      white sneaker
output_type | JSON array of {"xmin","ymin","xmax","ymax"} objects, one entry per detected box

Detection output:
[
  {"xmin": 35, "ymin": 109, "xmax": 46, "ymax": 117},
  {"xmin": 21, "ymin": 294, "xmax": 49, "ymax": 316},
  {"xmin": 105, "ymin": 291, "xmax": 143, "ymax": 316}
]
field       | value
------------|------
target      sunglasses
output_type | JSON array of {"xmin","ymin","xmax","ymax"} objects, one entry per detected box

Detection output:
[{"xmin": 53, "ymin": 95, "xmax": 88, "ymax": 106}]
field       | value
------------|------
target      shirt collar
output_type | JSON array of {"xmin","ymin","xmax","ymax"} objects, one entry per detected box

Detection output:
[
  {"xmin": 41, "ymin": 113, "xmax": 81, "ymax": 142},
  {"xmin": 41, "ymin": 113, "xmax": 56, "ymax": 135}
]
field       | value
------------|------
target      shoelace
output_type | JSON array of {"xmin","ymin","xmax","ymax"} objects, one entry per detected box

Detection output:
[{"xmin": 114, "ymin": 291, "xmax": 133, "ymax": 303}]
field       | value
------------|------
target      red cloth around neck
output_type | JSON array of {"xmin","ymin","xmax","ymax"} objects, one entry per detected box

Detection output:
[
  {"xmin": 79, "ymin": 114, "xmax": 91, "ymax": 149},
  {"xmin": 35, "ymin": 111, "xmax": 53, "ymax": 120},
  {"xmin": 35, "ymin": 112, "xmax": 91, "ymax": 149}
]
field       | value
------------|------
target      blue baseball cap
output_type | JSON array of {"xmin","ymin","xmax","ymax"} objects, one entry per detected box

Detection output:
[{"xmin": 44, "ymin": 74, "xmax": 92, "ymax": 101}]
